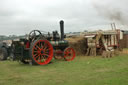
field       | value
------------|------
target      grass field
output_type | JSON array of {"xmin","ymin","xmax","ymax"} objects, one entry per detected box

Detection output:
[{"xmin": 0, "ymin": 55, "xmax": 128, "ymax": 85}]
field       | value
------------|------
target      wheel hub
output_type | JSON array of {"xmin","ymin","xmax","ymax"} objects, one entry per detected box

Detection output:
[
  {"xmin": 38, "ymin": 49, "xmax": 44, "ymax": 55},
  {"xmin": 41, "ymin": 50, "xmax": 44, "ymax": 54}
]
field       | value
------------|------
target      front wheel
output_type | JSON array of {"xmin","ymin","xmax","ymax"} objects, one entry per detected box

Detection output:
[{"xmin": 64, "ymin": 47, "xmax": 76, "ymax": 61}]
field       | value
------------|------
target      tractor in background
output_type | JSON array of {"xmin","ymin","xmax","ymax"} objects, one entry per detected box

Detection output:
[{"xmin": 0, "ymin": 42, "xmax": 9, "ymax": 60}]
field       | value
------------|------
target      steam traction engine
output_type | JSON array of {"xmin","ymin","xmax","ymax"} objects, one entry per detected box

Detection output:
[{"xmin": 11, "ymin": 20, "xmax": 75, "ymax": 65}]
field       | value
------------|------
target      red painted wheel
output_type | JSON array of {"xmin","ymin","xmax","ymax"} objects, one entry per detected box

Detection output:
[
  {"xmin": 64, "ymin": 47, "xmax": 76, "ymax": 61},
  {"xmin": 30, "ymin": 39, "xmax": 53, "ymax": 65}
]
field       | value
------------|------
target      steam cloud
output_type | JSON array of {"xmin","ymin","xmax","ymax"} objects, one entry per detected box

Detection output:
[{"xmin": 92, "ymin": 0, "xmax": 128, "ymax": 25}]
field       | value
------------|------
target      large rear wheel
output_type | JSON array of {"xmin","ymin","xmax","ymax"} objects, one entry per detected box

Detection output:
[{"xmin": 29, "ymin": 39, "xmax": 53, "ymax": 65}]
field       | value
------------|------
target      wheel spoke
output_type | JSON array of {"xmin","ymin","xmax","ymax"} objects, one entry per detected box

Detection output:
[
  {"xmin": 43, "ymin": 53, "xmax": 49, "ymax": 57},
  {"xmin": 34, "ymin": 54, "xmax": 40, "ymax": 58},
  {"xmin": 44, "ymin": 51, "xmax": 49, "ymax": 54},
  {"xmin": 45, "ymin": 49, "xmax": 49, "ymax": 52},
  {"xmin": 41, "ymin": 42, "xmax": 43, "ymax": 48},
  {"xmin": 35, "ymin": 45, "xmax": 41, "ymax": 50},
  {"xmin": 43, "ymin": 42, "xmax": 47, "ymax": 47},
  {"xmin": 43, "ymin": 46, "xmax": 47, "ymax": 51},
  {"xmin": 33, "ymin": 54, "xmax": 38, "ymax": 57},
  {"xmin": 34, "ymin": 45, "xmax": 39, "ymax": 51},
  {"xmin": 39, "ymin": 55, "xmax": 43, "ymax": 62},
  {"xmin": 33, "ymin": 51, "xmax": 38, "ymax": 53},
  {"xmin": 42, "ymin": 43, "xmax": 48, "ymax": 50},
  {"xmin": 40, "ymin": 57, "xmax": 45, "ymax": 62},
  {"xmin": 41, "ymin": 54, "xmax": 46, "ymax": 59},
  {"xmin": 40, "ymin": 54, "xmax": 48, "ymax": 62},
  {"xmin": 34, "ymin": 47, "xmax": 38, "ymax": 50},
  {"xmin": 37, "ymin": 55, "xmax": 41, "ymax": 61}
]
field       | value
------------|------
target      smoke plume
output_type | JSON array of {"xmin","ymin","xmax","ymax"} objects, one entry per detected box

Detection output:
[{"xmin": 92, "ymin": 0, "xmax": 128, "ymax": 25}]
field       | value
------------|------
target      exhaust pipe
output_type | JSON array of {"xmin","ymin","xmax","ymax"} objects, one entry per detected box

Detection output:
[{"xmin": 60, "ymin": 20, "xmax": 64, "ymax": 40}]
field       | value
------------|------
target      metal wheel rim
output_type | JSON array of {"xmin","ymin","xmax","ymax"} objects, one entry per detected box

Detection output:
[{"xmin": 32, "ymin": 40, "xmax": 53, "ymax": 65}]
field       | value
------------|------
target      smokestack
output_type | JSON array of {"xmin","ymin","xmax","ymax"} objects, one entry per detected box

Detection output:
[{"xmin": 60, "ymin": 20, "xmax": 64, "ymax": 40}]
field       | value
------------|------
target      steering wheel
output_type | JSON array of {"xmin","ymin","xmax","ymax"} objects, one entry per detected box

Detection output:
[{"xmin": 28, "ymin": 30, "xmax": 42, "ymax": 41}]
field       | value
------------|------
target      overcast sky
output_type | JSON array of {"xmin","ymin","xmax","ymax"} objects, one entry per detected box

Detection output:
[{"xmin": 0, "ymin": 0, "xmax": 128, "ymax": 35}]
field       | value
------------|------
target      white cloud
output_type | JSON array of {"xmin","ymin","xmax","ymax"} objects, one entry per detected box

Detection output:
[{"xmin": 0, "ymin": 0, "xmax": 128, "ymax": 35}]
